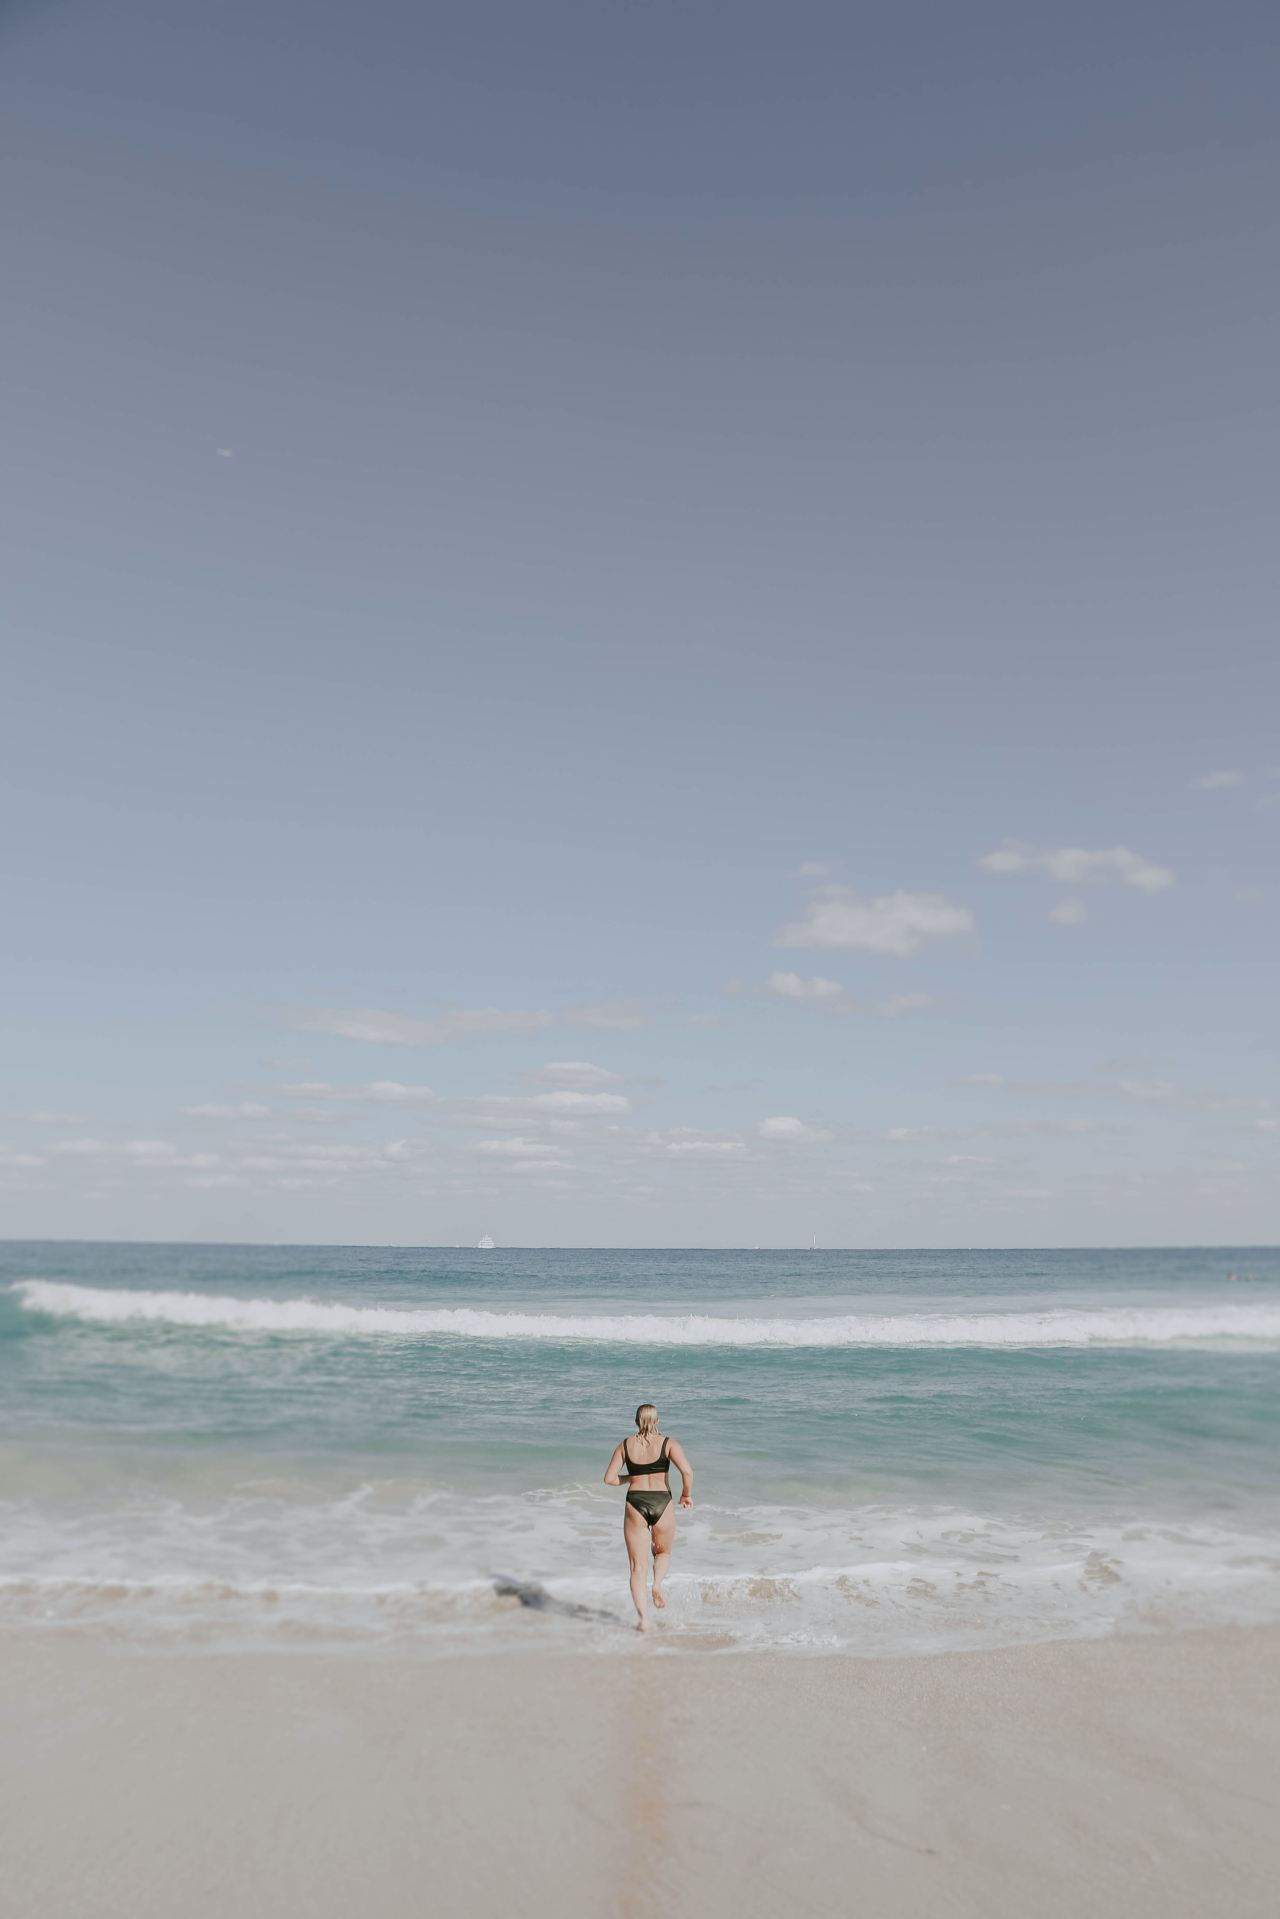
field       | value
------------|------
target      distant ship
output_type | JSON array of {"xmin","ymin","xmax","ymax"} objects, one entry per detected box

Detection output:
[
  {"xmin": 477, "ymin": 1234, "xmax": 496, "ymax": 1250},
  {"xmin": 808, "ymin": 1233, "xmax": 817, "ymax": 1251}
]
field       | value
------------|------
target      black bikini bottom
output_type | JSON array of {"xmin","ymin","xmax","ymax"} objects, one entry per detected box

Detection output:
[{"xmin": 625, "ymin": 1490, "xmax": 672, "ymax": 1527}]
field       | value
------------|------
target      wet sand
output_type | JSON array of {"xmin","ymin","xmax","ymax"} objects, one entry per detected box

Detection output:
[{"xmin": 2, "ymin": 1625, "xmax": 1277, "ymax": 1918}]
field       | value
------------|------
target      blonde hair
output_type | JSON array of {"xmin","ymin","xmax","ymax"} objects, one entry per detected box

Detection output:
[{"xmin": 635, "ymin": 1403, "xmax": 659, "ymax": 1436}]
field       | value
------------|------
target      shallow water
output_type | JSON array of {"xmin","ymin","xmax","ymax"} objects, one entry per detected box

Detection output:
[{"xmin": 3, "ymin": 1242, "xmax": 1278, "ymax": 1654}]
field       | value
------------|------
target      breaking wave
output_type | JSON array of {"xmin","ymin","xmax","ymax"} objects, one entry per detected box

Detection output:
[{"xmin": 13, "ymin": 1281, "xmax": 1280, "ymax": 1349}]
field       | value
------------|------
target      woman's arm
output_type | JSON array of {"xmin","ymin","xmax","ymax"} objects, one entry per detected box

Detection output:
[
  {"xmin": 667, "ymin": 1436, "xmax": 694, "ymax": 1508},
  {"xmin": 603, "ymin": 1441, "xmax": 626, "ymax": 1486}
]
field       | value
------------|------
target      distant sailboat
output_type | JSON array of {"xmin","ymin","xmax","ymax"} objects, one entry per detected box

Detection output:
[
  {"xmin": 477, "ymin": 1234, "xmax": 496, "ymax": 1250},
  {"xmin": 808, "ymin": 1233, "xmax": 817, "ymax": 1251}
]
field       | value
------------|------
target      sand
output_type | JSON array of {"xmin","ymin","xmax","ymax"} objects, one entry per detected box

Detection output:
[{"xmin": 2, "ymin": 1626, "xmax": 1277, "ymax": 1919}]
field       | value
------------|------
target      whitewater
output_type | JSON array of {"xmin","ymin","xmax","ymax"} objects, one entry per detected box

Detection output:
[{"xmin": 14, "ymin": 1280, "xmax": 1280, "ymax": 1349}]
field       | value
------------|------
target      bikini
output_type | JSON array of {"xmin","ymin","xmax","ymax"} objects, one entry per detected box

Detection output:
[{"xmin": 623, "ymin": 1438, "xmax": 673, "ymax": 1527}]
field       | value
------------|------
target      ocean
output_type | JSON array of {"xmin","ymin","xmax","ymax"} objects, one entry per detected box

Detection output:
[{"xmin": 3, "ymin": 1242, "xmax": 1278, "ymax": 1656}]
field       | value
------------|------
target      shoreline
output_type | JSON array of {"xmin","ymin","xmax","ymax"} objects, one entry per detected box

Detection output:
[{"xmin": 4, "ymin": 1623, "xmax": 1277, "ymax": 1918}]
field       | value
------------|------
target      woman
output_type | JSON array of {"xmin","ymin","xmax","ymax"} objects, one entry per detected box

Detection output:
[{"xmin": 603, "ymin": 1403, "xmax": 693, "ymax": 1630}]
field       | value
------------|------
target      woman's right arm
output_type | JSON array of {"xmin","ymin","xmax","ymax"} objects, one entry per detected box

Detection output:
[
  {"xmin": 667, "ymin": 1436, "xmax": 694, "ymax": 1508},
  {"xmin": 603, "ymin": 1441, "xmax": 626, "ymax": 1486}
]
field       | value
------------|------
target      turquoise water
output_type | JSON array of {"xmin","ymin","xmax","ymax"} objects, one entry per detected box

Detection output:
[{"xmin": 3, "ymin": 1242, "xmax": 1278, "ymax": 1654}]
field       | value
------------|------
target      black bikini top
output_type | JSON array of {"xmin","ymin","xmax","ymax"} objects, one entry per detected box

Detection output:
[{"xmin": 623, "ymin": 1438, "xmax": 670, "ymax": 1479}]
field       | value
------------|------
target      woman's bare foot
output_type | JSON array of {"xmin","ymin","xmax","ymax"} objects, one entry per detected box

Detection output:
[
  {"xmin": 651, "ymin": 1587, "xmax": 667, "ymax": 1609},
  {"xmin": 636, "ymin": 1615, "xmax": 648, "ymax": 1632}
]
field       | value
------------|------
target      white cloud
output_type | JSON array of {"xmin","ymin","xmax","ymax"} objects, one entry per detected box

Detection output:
[
  {"xmin": 216, "ymin": 447, "xmax": 233, "ymax": 458},
  {"xmin": 56, "ymin": 1135, "xmax": 426, "ymax": 1184},
  {"xmin": 294, "ymin": 1008, "xmax": 436, "ymax": 1044},
  {"xmin": 779, "ymin": 886, "xmax": 975, "ymax": 956},
  {"xmin": 758, "ymin": 1116, "xmax": 830, "ymax": 1144},
  {"xmin": 29, "ymin": 1111, "xmax": 82, "ymax": 1126},
  {"xmin": 463, "ymin": 1089, "xmax": 631, "ymax": 1123},
  {"xmin": 184, "ymin": 1102, "xmax": 271, "ymax": 1119},
  {"xmin": 281, "ymin": 1081, "xmax": 439, "ymax": 1104},
  {"xmin": 474, "ymin": 1137, "xmax": 567, "ymax": 1159},
  {"xmin": 1049, "ymin": 899, "xmax": 1088, "ymax": 925},
  {"xmin": 47, "ymin": 1138, "xmax": 230, "ymax": 1169},
  {"xmin": 443, "ymin": 1008, "xmax": 552, "ymax": 1038},
  {"xmin": 530, "ymin": 1090, "xmax": 629, "ymax": 1114},
  {"xmin": 536, "ymin": 1061, "xmax": 621, "ymax": 1087},
  {"xmin": 769, "ymin": 970, "xmax": 847, "ymax": 1002},
  {"xmin": 888, "ymin": 1116, "xmax": 1111, "ymax": 1144},
  {"xmin": 235, "ymin": 1141, "xmax": 422, "ymax": 1174},
  {"xmin": 979, "ymin": 844, "xmax": 1173, "ymax": 894},
  {"xmin": 640, "ymin": 1128, "xmax": 750, "ymax": 1159},
  {"xmin": 564, "ymin": 1000, "xmax": 647, "ymax": 1030},
  {"xmin": 294, "ymin": 1006, "xmax": 552, "ymax": 1045},
  {"xmin": 363, "ymin": 1081, "xmax": 440, "ymax": 1104},
  {"xmin": 1190, "ymin": 770, "xmax": 1244, "ymax": 790},
  {"xmin": 795, "ymin": 860, "xmax": 832, "ymax": 879},
  {"xmin": 475, "ymin": 1136, "xmax": 564, "ymax": 1151},
  {"xmin": 878, "ymin": 992, "xmax": 933, "ymax": 1016},
  {"xmin": 964, "ymin": 1068, "xmax": 1181, "ymax": 1111}
]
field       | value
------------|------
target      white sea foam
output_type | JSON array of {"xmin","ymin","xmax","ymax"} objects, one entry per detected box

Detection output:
[
  {"xmin": 13, "ymin": 1280, "xmax": 1280, "ymax": 1349},
  {"xmin": 2, "ymin": 1482, "xmax": 1277, "ymax": 1655}
]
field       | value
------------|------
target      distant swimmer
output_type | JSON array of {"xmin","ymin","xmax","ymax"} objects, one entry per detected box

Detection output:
[{"xmin": 603, "ymin": 1403, "xmax": 694, "ymax": 1631}]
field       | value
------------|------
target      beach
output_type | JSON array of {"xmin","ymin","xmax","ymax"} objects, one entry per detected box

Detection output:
[{"xmin": 4, "ymin": 1624, "xmax": 1277, "ymax": 1918}]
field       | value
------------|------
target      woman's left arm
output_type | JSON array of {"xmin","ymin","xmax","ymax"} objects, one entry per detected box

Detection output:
[
  {"xmin": 603, "ymin": 1441, "xmax": 626, "ymax": 1486},
  {"xmin": 667, "ymin": 1437, "xmax": 694, "ymax": 1508}
]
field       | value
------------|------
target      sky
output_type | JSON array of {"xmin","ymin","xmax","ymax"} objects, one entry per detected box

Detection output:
[{"xmin": 2, "ymin": 0, "xmax": 1277, "ymax": 1246}]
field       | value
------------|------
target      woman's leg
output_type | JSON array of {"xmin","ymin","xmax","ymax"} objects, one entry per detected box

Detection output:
[
  {"xmin": 623, "ymin": 1501, "xmax": 652, "ymax": 1630},
  {"xmin": 650, "ymin": 1499, "xmax": 675, "ymax": 1607}
]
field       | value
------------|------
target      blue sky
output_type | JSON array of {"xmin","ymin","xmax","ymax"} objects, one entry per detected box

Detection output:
[{"xmin": 3, "ymin": 0, "xmax": 1277, "ymax": 1245}]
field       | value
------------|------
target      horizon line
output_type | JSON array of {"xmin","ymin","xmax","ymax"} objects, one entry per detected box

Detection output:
[{"xmin": 2, "ymin": 1236, "xmax": 1276, "ymax": 1255}]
